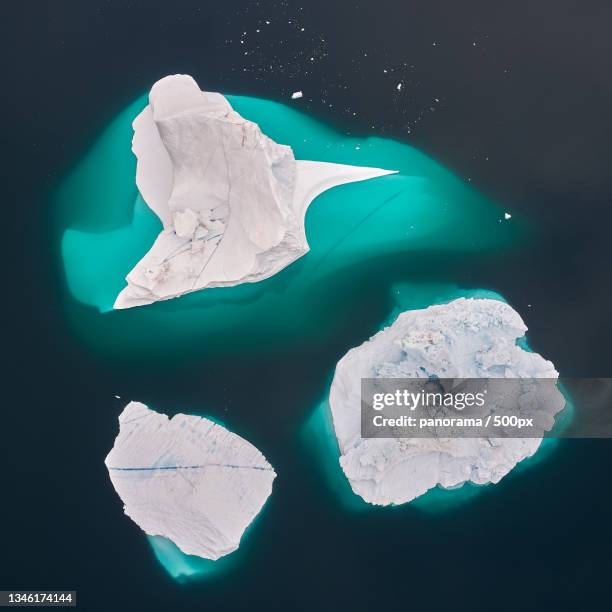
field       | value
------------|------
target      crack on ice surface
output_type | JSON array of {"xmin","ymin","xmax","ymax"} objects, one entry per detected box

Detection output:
[
  {"xmin": 108, "ymin": 464, "xmax": 274, "ymax": 472},
  {"xmin": 105, "ymin": 401, "xmax": 276, "ymax": 560}
]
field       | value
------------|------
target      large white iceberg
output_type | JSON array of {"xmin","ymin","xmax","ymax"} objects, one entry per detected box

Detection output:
[
  {"xmin": 114, "ymin": 74, "xmax": 395, "ymax": 308},
  {"xmin": 105, "ymin": 401, "xmax": 276, "ymax": 560},
  {"xmin": 329, "ymin": 298, "xmax": 565, "ymax": 506}
]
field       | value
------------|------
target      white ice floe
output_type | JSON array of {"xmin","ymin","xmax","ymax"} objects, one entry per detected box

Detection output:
[
  {"xmin": 329, "ymin": 298, "xmax": 565, "ymax": 506},
  {"xmin": 291, "ymin": 91, "xmax": 303, "ymax": 99},
  {"xmin": 504, "ymin": 212, "xmax": 512, "ymax": 220},
  {"xmin": 114, "ymin": 74, "xmax": 395, "ymax": 308},
  {"xmin": 105, "ymin": 401, "xmax": 276, "ymax": 560}
]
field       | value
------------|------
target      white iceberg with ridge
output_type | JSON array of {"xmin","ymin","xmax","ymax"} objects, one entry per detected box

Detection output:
[
  {"xmin": 329, "ymin": 298, "xmax": 565, "ymax": 506},
  {"xmin": 114, "ymin": 74, "xmax": 395, "ymax": 308},
  {"xmin": 105, "ymin": 401, "xmax": 276, "ymax": 560}
]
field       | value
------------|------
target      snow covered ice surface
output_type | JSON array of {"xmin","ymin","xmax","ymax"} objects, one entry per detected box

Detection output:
[
  {"xmin": 105, "ymin": 402, "xmax": 276, "ymax": 560},
  {"xmin": 114, "ymin": 74, "xmax": 395, "ymax": 308},
  {"xmin": 329, "ymin": 298, "xmax": 566, "ymax": 506}
]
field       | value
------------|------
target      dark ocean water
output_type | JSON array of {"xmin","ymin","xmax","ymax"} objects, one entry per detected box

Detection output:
[{"xmin": 3, "ymin": 2, "xmax": 612, "ymax": 611}]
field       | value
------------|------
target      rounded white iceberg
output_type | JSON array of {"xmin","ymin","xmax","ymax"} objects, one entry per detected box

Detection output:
[
  {"xmin": 329, "ymin": 298, "xmax": 565, "ymax": 506},
  {"xmin": 105, "ymin": 401, "xmax": 276, "ymax": 560}
]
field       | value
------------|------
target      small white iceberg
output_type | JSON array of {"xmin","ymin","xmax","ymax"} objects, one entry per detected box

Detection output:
[
  {"xmin": 114, "ymin": 74, "xmax": 395, "ymax": 308},
  {"xmin": 329, "ymin": 298, "xmax": 565, "ymax": 506},
  {"xmin": 105, "ymin": 401, "xmax": 276, "ymax": 560},
  {"xmin": 291, "ymin": 90, "xmax": 303, "ymax": 99}
]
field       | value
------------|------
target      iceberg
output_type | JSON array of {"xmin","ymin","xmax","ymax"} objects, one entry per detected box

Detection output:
[
  {"xmin": 114, "ymin": 74, "xmax": 395, "ymax": 308},
  {"xmin": 105, "ymin": 402, "xmax": 276, "ymax": 560},
  {"xmin": 329, "ymin": 298, "xmax": 565, "ymax": 506}
]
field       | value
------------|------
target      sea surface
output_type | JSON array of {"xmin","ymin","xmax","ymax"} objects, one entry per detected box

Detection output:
[
  {"xmin": 32, "ymin": 91, "xmax": 611, "ymax": 609},
  {"xmin": 5, "ymin": 5, "xmax": 612, "ymax": 609}
]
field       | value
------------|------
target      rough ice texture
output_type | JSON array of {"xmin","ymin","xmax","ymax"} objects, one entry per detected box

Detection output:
[
  {"xmin": 105, "ymin": 402, "xmax": 276, "ymax": 560},
  {"xmin": 329, "ymin": 298, "xmax": 565, "ymax": 506},
  {"xmin": 114, "ymin": 74, "xmax": 395, "ymax": 308}
]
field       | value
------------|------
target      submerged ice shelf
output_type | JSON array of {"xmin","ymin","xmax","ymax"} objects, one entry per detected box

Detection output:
[
  {"xmin": 105, "ymin": 402, "xmax": 276, "ymax": 560},
  {"xmin": 58, "ymin": 80, "xmax": 521, "ymax": 358},
  {"xmin": 115, "ymin": 74, "xmax": 394, "ymax": 309},
  {"xmin": 329, "ymin": 298, "xmax": 566, "ymax": 506}
]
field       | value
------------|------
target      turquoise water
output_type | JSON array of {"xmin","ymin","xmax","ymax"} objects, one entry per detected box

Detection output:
[
  {"xmin": 147, "ymin": 491, "xmax": 269, "ymax": 583},
  {"xmin": 53, "ymin": 94, "xmax": 561, "ymax": 581},
  {"xmin": 148, "ymin": 536, "xmax": 235, "ymax": 582},
  {"xmin": 56, "ymin": 94, "xmax": 523, "ymax": 363}
]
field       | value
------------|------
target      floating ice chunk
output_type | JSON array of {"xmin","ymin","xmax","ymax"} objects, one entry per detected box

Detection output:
[
  {"xmin": 329, "ymin": 298, "xmax": 565, "ymax": 506},
  {"xmin": 105, "ymin": 402, "xmax": 276, "ymax": 560},
  {"xmin": 114, "ymin": 74, "xmax": 396, "ymax": 309},
  {"xmin": 291, "ymin": 91, "xmax": 303, "ymax": 99},
  {"xmin": 173, "ymin": 209, "xmax": 199, "ymax": 238},
  {"xmin": 504, "ymin": 212, "xmax": 512, "ymax": 220}
]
